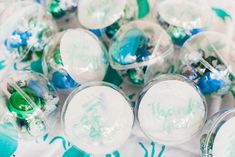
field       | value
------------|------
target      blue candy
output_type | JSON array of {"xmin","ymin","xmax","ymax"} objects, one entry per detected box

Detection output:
[
  {"xmin": 89, "ymin": 29, "xmax": 105, "ymax": 37},
  {"xmin": 5, "ymin": 31, "xmax": 32, "ymax": 50},
  {"xmin": 198, "ymin": 71, "xmax": 224, "ymax": 95},
  {"xmin": 28, "ymin": 80, "xmax": 46, "ymax": 97},
  {"xmin": 136, "ymin": 50, "xmax": 151, "ymax": 63},
  {"xmin": 52, "ymin": 72, "xmax": 78, "ymax": 89},
  {"xmin": 112, "ymin": 28, "xmax": 148, "ymax": 65},
  {"xmin": 191, "ymin": 28, "xmax": 204, "ymax": 36}
]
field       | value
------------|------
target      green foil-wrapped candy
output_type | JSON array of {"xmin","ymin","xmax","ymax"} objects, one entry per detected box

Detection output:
[{"xmin": 0, "ymin": 71, "xmax": 59, "ymax": 139}]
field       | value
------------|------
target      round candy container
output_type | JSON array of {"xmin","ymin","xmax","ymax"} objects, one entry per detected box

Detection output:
[
  {"xmin": 62, "ymin": 82, "xmax": 134, "ymax": 155},
  {"xmin": 179, "ymin": 31, "xmax": 235, "ymax": 95},
  {"xmin": 43, "ymin": 28, "xmax": 109, "ymax": 90},
  {"xmin": 77, "ymin": 0, "xmax": 137, "ymax": 39},
  {"xmin": 0, "ymin": 1, "xmax": 57, "ymax": 72},
  {"xmin": 137, "ymin": 75, "xmax": 207, "ymax": 145},
  {"xmin": 46, "ymin": 0, "xmax": 79, "ymax": 19},
  {"xmin": 0, "ymin": 71, "xmax": 59, "ymax": 139},
  {"xmin": 200, "ymin": 109, "xmax": 235, "ymax": 157},
  {"xmin": 154, "ymin": 0, "xmax": 211, "ymax": 46},
  {"xmin": 109, "ymin": 20, "xmax": 174, "ymax": 85}
]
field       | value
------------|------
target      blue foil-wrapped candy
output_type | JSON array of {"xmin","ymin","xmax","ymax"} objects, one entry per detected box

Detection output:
[
  {"xmin": 110, "ymin": 20, "xmax": 174, "ymax": 85},
  {"xmin": 179, "ymin": 31, "xmax": 235, "ymax": 95},
  {"xmin": 153, "ymin": 0, "xmax": 212, "ymax": 46},
  {"xmin": 43, "ymin": 29, "xmax": 109, "ymax": 90},
  {"xmin": 198, "ymin": 71, "xmax": 225, "ymax": 95}
]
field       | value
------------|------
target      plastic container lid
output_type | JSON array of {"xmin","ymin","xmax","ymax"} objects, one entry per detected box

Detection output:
[
  {"xmin": 157, "ymin": 0, "xmax": 211, "ymax": 30},
  {"xmin": 201, "ymin": 109, "xmax": 235, "ymax": 157},
  {"xmin": 110, "ymin": 20, "xmax": 174, "ymax": 70},
  {"xmin": 62, "ymin": 82, "xmax": 134, "ymax": 155},
  {"xmin": 77, "ymin": 0, "xmax": 127, "ymax": 29},
  {"xmin": 137, "ymin": 75, "xmax": 207, "ymax": 145},
  {"xmin": 0, "ymin": 71, "xmax": 59, "ymax": 139},
  {"xmin": 59, "ymin": 28, "xmax": 109, "ymax": 84},
  {"xmin": 180, "ymin": 31, "xmax": 235, "ymax": 95}
]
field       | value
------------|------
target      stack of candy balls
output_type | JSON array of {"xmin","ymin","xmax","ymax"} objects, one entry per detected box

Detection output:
[{"xmin": 0, "ymin": 0, "xmax": 234, "ymax": 156}]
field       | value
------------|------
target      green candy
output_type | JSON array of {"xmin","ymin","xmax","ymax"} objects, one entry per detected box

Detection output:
[
  {"xmin": 105, "ymin": 22, "xmax": 120, "ymax": 39},
  {"xmin": 8, "ymin": 88, "xmax": 41, "ymax": 119},
  {"xmin": 137, "ymin": 0, "xmax": 150, "ymax": 19},
  {"xmin": 103, "ymin": 66, "xmax": 123, "ymax": 86},
  {"xmin": 50, "ymin": 0, "xmax": 66, "ymax": 18},
  {"xmin": 53, "ymin": 49, "xmax": 63, "ymax": 65},
  {"xmin": 127, "ymin": 68, "xmax": 145, "ymax": 84}
]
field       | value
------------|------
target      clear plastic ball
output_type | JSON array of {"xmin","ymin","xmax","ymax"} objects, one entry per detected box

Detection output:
[
  {"xmin": 0, "ymin": 1, "xmax": 58, "ymax": 61},
  {"xmin": 62, "ymin": 82, "xmax": 134, "ymax": 155},
  {"xmin": 0, "ymin": 71, "xmax": 59, "ymax": 139},
  {"xmin": 42, "ymin": 28, "xmax": 109, "ymax": 90},
  {"xmin": 153, "ymin": 0, "xmax": 212, "ymax": 46},
  {"xmin": 109, "ymin": 20, "xmax": 174, "ymax": 85},
  {"xmin": 179, "ymin": 31, "xmax": 235, "ymax": 95}
]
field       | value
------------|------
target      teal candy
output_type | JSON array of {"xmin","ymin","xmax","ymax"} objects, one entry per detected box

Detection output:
[
  {"xmin": 112, "ymin": 28, "xmax": 148, "ymax": 65},
  {"xmin": 30, "ymin": 59, "xmax": 43, "ymax": 73},
  {"xmin": 137, "ymin": 0, "xmax": 150, "ymax": 18},
  {"xmin": 103, "ymin": 66, "xmax": 123, "ymax": 86},
  {"xmin": 105, "ymin": 22, "xmax": 120, "ymax": 39}
]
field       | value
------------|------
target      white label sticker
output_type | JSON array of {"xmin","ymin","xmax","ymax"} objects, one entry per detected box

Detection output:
[
  {"xmin": 64, "ymin": 85, "xmax": 133, "ymax": 155},
  {"xmin": 138, "ymin": 80, "xmax": 205, "ymax": 145},
  {"xmin": 60, "ymin": 29, "xmax": 108, "ymax": 84}
]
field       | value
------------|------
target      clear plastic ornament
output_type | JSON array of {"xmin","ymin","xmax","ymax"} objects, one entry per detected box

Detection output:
[
  {"xmin": 136, "ymin": 74, "xmax": 207, "ymax": 145},
  {"xmin": 0, "ymin": 1, "xmax": 57, "ymax": 62},
  {"xmin": 109, "ymin": 20, "xmax": 174, "ymax": 85},
  {"xmin": 200, "ymin": 109, "xmax": 235, "ymax": 157},
  {"xmin": 77, "ymin": 0, "xmax": 137, "ymax": 39},
  {"xmin": 62, "ymin": 82, "xmax": 134, "ymax": 155},
  {"xmin": 0, "ymin": 71, "xmax": 59, "ymax": 140},
  {"xmin": 153, "ymin": 0, "xmax": 212, "ymax": 46},
  {"xmin": 179, "ymin": 31, "xmax": 235, "ymax": 95},
  {"xmin": 42, "ymin": 28, "xmax": 109, "ymax": 90}
]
